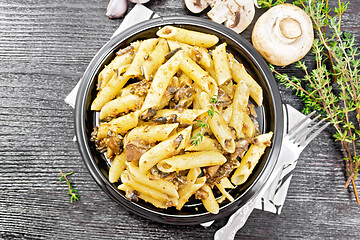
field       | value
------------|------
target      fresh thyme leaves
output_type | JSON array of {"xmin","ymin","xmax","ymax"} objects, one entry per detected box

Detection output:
[
  {"xmin": 271, "ymin": 0, "xmax": 360, "ymax": 204},
  {"xmin": 59, "ymin": 170, "xmax": 79, "ymax": 203},
  {"xmin": 191, "ymin": 95, "xmax": 219, "ymax": 146},
  {"xmin": 257, "ymin": 0, "xmax": 287, "ymax": 8}
]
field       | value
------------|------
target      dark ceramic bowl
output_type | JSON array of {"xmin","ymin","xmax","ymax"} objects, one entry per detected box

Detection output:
[{"xmin": 75, "ymin": 16, "xmax": 284, "ymax": 225}]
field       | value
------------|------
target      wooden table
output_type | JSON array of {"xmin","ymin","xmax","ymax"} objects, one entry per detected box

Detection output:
[{"xmin": 1, "ymin": 0, "xmax": 359, "ymax": 239}]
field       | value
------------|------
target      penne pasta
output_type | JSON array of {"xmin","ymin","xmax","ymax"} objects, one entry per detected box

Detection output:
[
  {"xmin": 179, "ymin": 51, "xmax": 218, "ymax": 96},
  {"xmin": 152, "ymin": 109, "xmax": 207, "ymax": 125},
  {"xmin": 98, "ymin": 41, "xmax": 140, "ymax": 90},
  {"xmin": 118, "ymin": 184, "xmax": 169, "ymax": 209},
  {"xmin": 140, "ymin": 51, "xmax": 181, "ymax": 112},
  {"xmin": 142, "ymin": 38, "xmax": 169, "ymax": 80},
  {"xmin": 200, "ymin": 184, "xmax": 219, "ymax": 214},
  {"xmin": 177, "ymin": 176, "xmax": 206, "ymax": 210},
  {"xmin": 157, "ymin": 26, "xmax": 219, "ymax": 48},
  {"xmin": 212, "ymin": 43, "xmax": 232, "ymax": 86},
  {"xmin": 228, "ymin": 53, "xmax": 263, "ymax": 106},
  {"xmin": 199, "ymin": 92, "xmax": 235, "ymax": 153},
  {"xmin": 231, "ymin": 132, "xmax": 273, "ymax": 185},
  {"xmin": 97, "ymin": 111, "xmax": 139, "ymax": 139},
  {"xmin": 91, "ymin": 75, "xmax": 131, "ymax": 111},
  {"xmin": 185, "ymin": 136, "xmax": 221, "ymax": 153},
  {"xmin": 90, "ymin": 27, "xmax": 273, "ymax": 215},
  {"xmin": 99, "ymin": 94, "xmax": 144, "ymax": 120},
  {"xmin": 124, "ymin": 38, "xmax": 158, "ymax": 78},
  {"xmin": 167, "ymin": 40, "xmax": 213, "ymax": 70},
  {"xmin": 242, "ymin": 112, "xmax": 256, "ymax": 138},
  {"xmin": 157, "ymin": 151, "xmax": 227, "ymax": 173},
  {"xmin": 109, "ymin": 151, "xmax": 127, "ymax": 183},
  {"xmin": 121, "ymin": 171, "xmax": 178, "ymax": 205},
  {"xmin": 139, "ymin": 126, "xmax": 192, "ymax": 173},
  {"xmin": 126, "ymin": 123, "xmax": 178, "ymax": 143},
  {"xmin": 126, "ymin": 162, "xmax": 179, "ymax": 198}
]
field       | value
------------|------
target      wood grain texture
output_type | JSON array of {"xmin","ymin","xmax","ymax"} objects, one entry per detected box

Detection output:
[{"xmin": 1, "ymin": 0, "xmax": 359, "ymax": 239}]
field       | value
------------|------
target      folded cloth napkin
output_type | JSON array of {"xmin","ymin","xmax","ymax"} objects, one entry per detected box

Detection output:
[
  {"xmin": 64, "ymin": 3, "xmax": 305, "ymax": 223},
  {"xmin": 64, "ymin": 4, "xmax": 158, "ymax": 108}
]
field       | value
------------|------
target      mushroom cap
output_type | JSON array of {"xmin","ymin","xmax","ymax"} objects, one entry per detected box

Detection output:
[
  {"xmin": 184, "ymin": 0, "xmax": 209, "ymax": 13},
  {"xmin": 251, "ymin": 4, "xmax": 314, "ymax": 66}
]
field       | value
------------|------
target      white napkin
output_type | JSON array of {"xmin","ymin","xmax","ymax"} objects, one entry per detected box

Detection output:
[
  {"xmin": 64, "ymin": 3, "xmax": 304, "ymax": 223},
  {"xmin": 253, "ymin": 104, "xmax": 304, "ymax": 214},
  {"xmin": 64, "ymin": 4, "xmax": 158, "ymax": 108}
]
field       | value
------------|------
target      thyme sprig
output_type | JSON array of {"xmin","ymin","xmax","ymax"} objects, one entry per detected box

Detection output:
[
  {"xmin": 267, "ymin": 0, "xmax": 360, "ymax": 204},
  {"xmin": 59, "ymin": 170, "xmax": 79, "ymax": 203},
  {"xmin": 257, "ymin": 0, "xmax": 286, "ymax": 8},
  {"xmin": 191, "ymin": 95, "xmax": 219, "ymax": 146}
]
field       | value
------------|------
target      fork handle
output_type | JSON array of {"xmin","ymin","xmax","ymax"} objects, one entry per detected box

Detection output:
[{"xmin": 214, "ymin": 201, "xmax": 255, "ymax": 240}]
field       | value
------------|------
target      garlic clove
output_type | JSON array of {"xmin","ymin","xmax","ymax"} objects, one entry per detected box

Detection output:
[
  {"xmin": 129, "ymin": 0, "xmax": 151, "ymax": 3},
  {"xmin": 106, "ymin": 0, "xmax": 127, "ymax": 19}
]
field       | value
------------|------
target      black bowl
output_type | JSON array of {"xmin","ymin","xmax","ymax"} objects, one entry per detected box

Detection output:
[{"xmin": 75, "ymin": 16, "xmax": 284, "ymax": 225}]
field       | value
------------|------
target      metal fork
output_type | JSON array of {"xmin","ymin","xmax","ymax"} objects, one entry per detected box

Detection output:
[{"xmin": 214, "ymin": 111, "xmax": 330, "ymax": 240}]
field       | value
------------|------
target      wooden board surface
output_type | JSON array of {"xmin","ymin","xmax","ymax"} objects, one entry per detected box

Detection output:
[{"xmin": 1, "ymin": 0, "xmax": 359, "ymax": 239}]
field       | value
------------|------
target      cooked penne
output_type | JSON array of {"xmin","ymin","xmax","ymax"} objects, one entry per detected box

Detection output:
[
  {"xmin": 167, "ymin": 40, "xmax": 212, "ymax": 70},
  {"xmin": 157, "ymin": 26, "xmax": 219, "ymax": 48},
  {"xmin": 124, "ymin": 38, "xmax": 158, "ymax": 78},
  {"xmin": 98, "ymin": 42, "xmax": 140, "ymax": 90},
  {"xmin": 179, "ymin": 51, "xmax": 218, "ymax": 96},
  {"xmin": 177, "ymin": 176, "xmax": 206, "ymax": 210},
  {"xmin": 228, "ymin": 53, "xmax": 263, "ymax": 106},
  {"xmin": 121, "ymin": 171, "xmax": 178, "ymax": 205},
  {"xmin": 222, "ymin": 106, "xmax": 233, "ymax": 124},
  {"xmin": 109, "ymin": 151, "xmax": 127, "ymax": 183},
  {"xmin": 232, "ymin": 80, "xmax": 250, "ymax": 112},
  {"xmin": 126, "ymin": 123, "xmax": 178, "ymax": 143},
  {"xmin": 157, "ymin": 151, "xmax": 227, "ymax": 172},
  {"xmin": 231, "ymin": 132, "xmax": 273, "ymax": 185},
  {"xmin": 200, "ymin": 184, "xmax": 219, "ymax": 214},
  {"xmin": 229, "ymin": 109, "xmax": 245, "ymax": 139},
  {"xmin": 126, "ymin": 162, "xmax": 179, "ymax": 198},
  {"xmin": 152, "ymin": 109, "xmax": 207, "ymax": 125},
  {"xmin": 242, "ymin": 112, "xmax": 256, "ymax": 138},
  {"xmin": 118, "ymin": 184, "xmax": 169, "ymax": 209},
  {"xmin": 97, "ymin": 111, "xmax": 139, "ymax": 139},
  {"xmin": 212, "ymin": 43, "xmax": 232, "ymax": 85},
  {"xmin": 99, "ymin": 94, "xmax": 144, "ymax": 120},
  {"xmin": 139, "ymin": 126, "xmax": 192, "ymax": 173},
  {"xmin": 199, "ymin": 92, "xmax": 235, "ymax": 153},
  {"xmin": 140, "ymin": 51, "xmax": 181, "ymax": 112},
  {"xmin": 90, "ymin": 27, "xmax": 273, "ymax": 215},
  {"xmin": 142, "ymin": 38, "xmax": 169, "ymax": 80},
  {"xmin": 216, "ymin": 177, "xmax": 235, "ymax": 202},
  {"xmin": 91, "ymin": 75, "xmax": 131, "ymax": 111},
  {"xmin": 185, "ymin": 136, "xmax": 221, "ymax": 153}
]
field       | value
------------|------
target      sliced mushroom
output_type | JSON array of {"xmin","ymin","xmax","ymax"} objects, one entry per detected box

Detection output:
[
  {"xmin": 207, "ymin": 0, "xmax": 255, "ymax": 33},
  {"xmin": 184, "ymin": 0, "xmax": 209, "ymax": 13},
  {"xmin": 225, "ymin": 0, "xmax": 255, "ymax": 33},
  {"xmin": 251, "ymin": 4, "xmax": 314, "ymax": 66}
]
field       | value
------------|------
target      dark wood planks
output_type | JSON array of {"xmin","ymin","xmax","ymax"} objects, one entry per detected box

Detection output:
[{"xmin": 0, "ymin": 0, "xmax": 359, "ymax": 239}]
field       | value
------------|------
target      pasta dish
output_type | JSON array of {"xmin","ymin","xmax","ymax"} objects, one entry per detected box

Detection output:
[{"xmin": 90, "ymin": 26, "xmax": 273, "ymax": 214}]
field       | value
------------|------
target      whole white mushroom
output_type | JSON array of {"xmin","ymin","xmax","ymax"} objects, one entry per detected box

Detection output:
[{"xmin": 251, "ymin": 4, "xmax": 314, "ymax": 66}]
